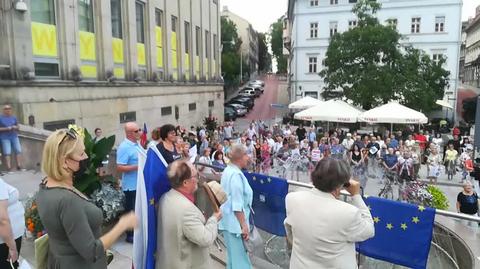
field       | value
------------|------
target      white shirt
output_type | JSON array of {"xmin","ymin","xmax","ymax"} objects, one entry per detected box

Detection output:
[
  {"xmin": 284, "ymin": 128, "xmax": 292, "ymax": 136},
  {"xmin": 342, "ymin": 138, "xmax": 354, "ymax": 151},
  {"xmin": 247, "ymin": 128, "xmax": 256, "ymax": 140},
  {"xmin": 0, "ymin": 178, "xmax": 25, "ymax": 243},
  {"xmin": 223, "ymin": 126, "xmax": 233, "ymax": 138},
  {"xmin": 267, "ymin": 138, "xmax": 275, "ymax": 149}
]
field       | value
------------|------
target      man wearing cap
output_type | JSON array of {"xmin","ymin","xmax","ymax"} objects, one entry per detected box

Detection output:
[
  {"xmin": 342, "ymin": 133, "xmax": 354, "ymax": 151},
  {"xmin": 156, "ymin": 160, "xmax": 222, "ymax": 269}
]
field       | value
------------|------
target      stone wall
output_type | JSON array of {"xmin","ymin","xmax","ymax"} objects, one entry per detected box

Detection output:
[{"xmin": 1, "ymin": 82, "xmax": 224, "ymax": 145}]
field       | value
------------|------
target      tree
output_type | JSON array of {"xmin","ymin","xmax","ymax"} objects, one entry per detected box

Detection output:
[
  {"xmin": 258, "ymin": 32, "xmax": 272, "ymax": 72},
  {"xmin": 270, "ymin": 17, "xmax": 287, "ymax": 74},
  {"xmin": 320, "ymin": 0, "xmax": 450, "ymax": 112},
  {"xmin": 221, "ymin": 17, "xmax": 242, "ymax": 85}
]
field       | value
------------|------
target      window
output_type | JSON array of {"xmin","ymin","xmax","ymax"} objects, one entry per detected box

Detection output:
[
  {"xmin": 31, "ymin": 0, "xmax": 55, "ymax": 24},
  {"xmin": 155, "ymin": 9, "xmax": 163, "ymax": 27},
  {"xmin": 161, "ymin": 106, "xmax": 172, "ymax": 116},
  {"xmin": 208, "ymin": 100, "xmax": 214, "ymax": 107},
  {"xmin": 387, "ymin": 18, "xmax": 398, "ymax": 29},
  {"xmin": 348, "ymin": 20, "xmax": 357, "ymax": 29},
  {"xmin": 304, "ymin": 91, "xmax": 318, "ymax": 99},
  {"xmin": 435, "ymin": 16, "xmax": 445, "ymax": 32},
  {"xmin": 310, "ymin": 0, "xmax": 318, "ymax": 6},
  {"xmin": 135, "ymin": 1, "xmax": 145, "ymax": 43},
  {"xmin": 330, "ymin": 0, "xmax": 338, "ymax": 4},
  {"xmin": 213, "ymin": 34, "xmax": 218, "ymax": 60},
  {"xmin": 308, "ymin": 57, "xmax": 317, "ymax": 73},
  {"xmin": 205, "ymin": 30, "xmax": 209, "ymax": 58},
  {"xmin": 310, "ymin": 23, "xmax": 318, "ymax": 38},
  {"xmin": 432, "ymin": 53, "xmax": 445, "ymax": 65},
  {"xmin": 34, "ymin": 62, "xmax": 59, "ymax": 77},
  {"xmin": 185, "ymin": 21, "xmax": 190, "ymax": 53},
  {"xmin": 329, "ymin": 22, "xmax": 338, "ymax": 37},
  {"xmin": 78, "ymin": 0, "xmax": 94, "ymax": 32},
  {"xmin": 111, "ymin": 0, "xmax": 122, "ymax": 38},
  {"xmin": 411, "ymin": 17, "xmax": 421, "ymax": 33},
  {"xmin": 43, "ymin": 119, "xmax": 76, "ymax": 131},
  {"xmin": 349, "ymin": 0, "xmax": 357, "ymax": 3},
  {"xmin": 189, "ymin": 103, "xmax": 196, "ymax": 111},
  {"xmin": 119, "ymin": 111, "xmax": 136, "ymax": 123},
  {"xmin": 195, "ymin": 26, "xmax": 201, "ymax": 56},
  {"xmin": 171, "ymin": 16, "xmax": 177, "ymax": 32}
]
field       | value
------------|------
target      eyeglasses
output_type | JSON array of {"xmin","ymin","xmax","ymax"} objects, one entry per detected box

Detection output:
[
  {"xmin": 3, "ymin": 107, "xmax": 11, "ymax": 110},
  {"xmin": 60, "ymin": 128, "xmax": 78, "ymax": 145},
  {"xmin": 133, "ymin": 129, "xmax": 142, "ymax": 133}
]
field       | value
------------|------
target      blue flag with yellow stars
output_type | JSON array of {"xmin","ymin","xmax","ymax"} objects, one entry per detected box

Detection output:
[
  {"xmin": 244, "ymin": 172, "xmax": 289, "ymax": 236},
  {"xmin": 356, "ymin": 196, "xmax": 435, "ymax": 269}
]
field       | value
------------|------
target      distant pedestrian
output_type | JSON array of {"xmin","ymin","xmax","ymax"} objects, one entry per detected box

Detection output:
[
  {"xmin": 93, "ymin": 128, "xmax": 103, "ymax": 143},
  {"xmin": 0, "ymin": 104, "xmax": 24, "ymax": 172},
  {"xmin": 116, "ymin": 122, "xmax": 142, "ymax": 243}
]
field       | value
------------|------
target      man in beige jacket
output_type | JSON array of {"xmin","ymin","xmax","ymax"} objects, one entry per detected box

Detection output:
[{"xmin": 156, "ymin": 160, "xmax": 222, "ymax": 269}]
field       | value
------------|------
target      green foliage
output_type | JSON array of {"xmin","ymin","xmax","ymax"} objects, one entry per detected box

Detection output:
[
  {"xmin": 426, "ymin": 185, "xmax": 449, "ymax": 210},
  {"xmin": 74, "ymin": 128, "xmax": 115, "ymax": 196},
  {"xmin": 270, "ymin": 17, "xmax": 288, "ymax": 74},
  {"xmin": 221, "ymin": 17, "xmax": 243, "ymax": 84},
  {"xmin": 258, "ymin": 32, "xmax": 272, "ymax": 72},
  {"xmin": 203, "ymin": 116, "xmax": 219, "ymax": 132},
  {"xmin": 320, "ymin": 0, "xmax": 450, "ymax": 112}
]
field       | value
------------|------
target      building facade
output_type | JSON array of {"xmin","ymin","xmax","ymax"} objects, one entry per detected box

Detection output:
[
  {"xmin": 286, "ymin": 0, "xmax": 462, "ymax": 110},
  {"xmin": 221, "ymin": 6, "xmax": 259, "ymax": 78},
  {"xmin": 0, "ymin": 0, "xmax": 223, "ymax": 140},
  {"xmin": 464, "ymin": 6, "xmax": 480, "ymax": 88}
]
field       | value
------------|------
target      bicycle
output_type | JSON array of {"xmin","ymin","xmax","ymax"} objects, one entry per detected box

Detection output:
[{"xmin": 378, "ymin": 171, "xmax": 395, "ymax": 200}]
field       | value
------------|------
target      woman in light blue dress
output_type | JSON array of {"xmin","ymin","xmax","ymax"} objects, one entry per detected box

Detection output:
[{"xmin": 219, "ymin": 145, "xmax": 253, "ymax": 269}]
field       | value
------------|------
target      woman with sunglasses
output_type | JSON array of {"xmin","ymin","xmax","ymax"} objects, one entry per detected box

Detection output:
[{"xmin": 37, "ymin": 129, "xmax": 137, "ymax": 269}]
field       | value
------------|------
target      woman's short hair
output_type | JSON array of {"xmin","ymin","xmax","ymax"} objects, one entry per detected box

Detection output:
[
  {"xmin": 311, "ymin": 158, "xmax": 351, "ymax": 193},
  {"xmin": 229, "ymin": 144, "xmax": 246, "ymax": 162},
  {"xmin": 42, "ymin": 129, "xmax": 81, "ymax": 182},
  {"xmin": 167, "ymin": 160, "xmax": 192, "ymax": 188},
  {"xmin": 214, "ymin": 150, "xmax": 223, "ymax": 160},
  {"xmin": 160, "ymin": 124, "xmax": 176, "ymax": 140}
]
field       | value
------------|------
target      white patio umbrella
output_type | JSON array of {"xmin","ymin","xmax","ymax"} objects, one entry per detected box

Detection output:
[
  {"xmin": 435, "ymin": 99, "xmax": 453, "ymax": 109},
  {"xmin": 294, "ymin": 99, "xmax": 363, "ymax": 123},
  {"xmin": 358, "ymin": 102, "xmax": 428, "ymax": 124},
  {"xmin": 288, "ymin": 96, "xmax": 323, "ymax": 110}
]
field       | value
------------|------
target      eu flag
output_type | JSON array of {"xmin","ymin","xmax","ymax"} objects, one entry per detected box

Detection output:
[
  {"xmin": 244, "ymin": 172, "xmax": 289, "ymax": 236},
  {"xmin": 356, "ymin": 197, "xmax": 436, "ymax": 269},
  {"xmin": 133, "ymin": 146, "xmax": 170, "ymax": 269}
]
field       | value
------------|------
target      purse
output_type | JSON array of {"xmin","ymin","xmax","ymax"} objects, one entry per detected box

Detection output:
[{"xmin": 34, "ymin": 234, "xmax": 49, "ymax": 269}]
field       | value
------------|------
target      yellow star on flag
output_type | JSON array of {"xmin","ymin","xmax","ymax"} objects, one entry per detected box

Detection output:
[
  {"xmin": 386, "ymin": 223, "xmax": 394, "ymax": 230},
  {"xmin": 373, "ymin": 216, "xmax": 380, "ymax": 223},
  {"xmin": 400, "ymin": 223, "xmax": 408, "ymax": 230},
  {"xmin": 260, "ymin": 179, "xmax": 264, "ymax": 184},
  {"xmin": 253, "ymin": 176, "xmax": 257, "ymax": 181},
  {"xmin": 418, "ymin": 205, "xmax": 425, "ymax": 212},
  {"xmin": 267, "ymin": 177, "xmax": 271, "ymax": 183},
  {"xmin": 412, "ymin": 216, "xmax": 420, "ymax": 224},
  {"xmin": 149, "ymin": 198, "xmax": 155, "ymax": 206}
]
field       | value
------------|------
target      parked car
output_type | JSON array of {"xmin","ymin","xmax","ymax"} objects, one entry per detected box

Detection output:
[
  {"xmin": 249, "ymin": 80, "xmax": 265, "ymax": 87},
  {"xmin": 224, "ymin": 106, "xmax": 237, "ymax": 121},
  {"xmin": 228, "ymin": 97, "xmax": 254, "ymax": 110},
  {"xmin": 240, "ymin": 88, "xmax": 260, "ymax": 98},
  {"xmin": 238, "ymin": 89, "xmax": 256, "ymax": 98},
  {"xmin": 226, "ymin": 104, "xmax": 248, "ymax": 117},
  {"xmin": 248, "ymin": 85, "xmax": 264, "ymax": 94}
]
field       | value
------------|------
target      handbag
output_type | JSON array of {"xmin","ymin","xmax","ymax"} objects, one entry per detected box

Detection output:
[
  {"xmin": 34, "ymin": 234, "xmax": 49, "ymax": 269},
  {"xmin": 242, "ymin": 207, "xmax": 262, "ymax": 255}
]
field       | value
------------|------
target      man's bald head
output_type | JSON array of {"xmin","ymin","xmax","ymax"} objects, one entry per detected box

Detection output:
[{"xmin": 124, "ymin": 122, "xmax": 140, "ymax": 141}]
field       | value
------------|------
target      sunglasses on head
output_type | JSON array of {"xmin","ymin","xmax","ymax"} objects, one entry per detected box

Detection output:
[{"xmin": 60, "ymin": 128, "xmax": 78, "ymax": 145}]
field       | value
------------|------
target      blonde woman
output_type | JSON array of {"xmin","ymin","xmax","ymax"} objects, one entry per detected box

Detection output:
[{"xmin": 37, "ymin": 129, "xmax": 137, "ymax": 269}]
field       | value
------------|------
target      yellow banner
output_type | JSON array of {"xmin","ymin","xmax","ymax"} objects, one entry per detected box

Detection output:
[
  {"xmin": 112, "ymin": 38, "xmax": 124, "ymax": 64},
  {"xmin": 137, "ymin": 43, "xmax": 146, "ymax": 66},
  {"xmin": 204, "ymin": 59, "xmax": 209, "ymax": 78},
  {"xmin": 195, "ymin": 56, "xmax": 200, "ymax": 79},
  {"xmin": 79, "ymin": 31, "xmax": 96, "ymax": 61},
  {"xmin": 155, "ymin": 27, "xmax": 162, "ymax": 48},
  {"xmin": 172, "ymin": 50, "xmax": 177, "ymax": 69},
  {"xmin": 157, "ymin": 47, "xmax": 163, "ymax": 68},
  {"xmin": 171, "ymin": 32, "xmax": 177, "ymax": 51},
  {"xmin": 114, "ymin": 67, "xmax": 125, "ymax": 78},
  {"xmin": 81, "ymin": 65, "xmax": 97, "ymax": 78},
  {"xmin": 212, "ymin": 60, "xmax": 216, "ymax": 77},
  {"xmin": 184, "ymin": 53, "xmax": 190, "ymax": 69},
  {"xmin": 31, "ymin": 22, "xmax": 58, "ymax": 57}
]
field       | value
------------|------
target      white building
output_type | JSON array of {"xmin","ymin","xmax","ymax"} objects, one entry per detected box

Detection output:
[
  {"xmin": 221, "ymin": 6, "xmax": 259, "ymax": 77},
  {"xmin": 286, "ymin": 0, "xmax": 462, "ymax": 110},
  {"xmin": 464, "ymin": 6, "xmax": 480, "ymax": 88}
]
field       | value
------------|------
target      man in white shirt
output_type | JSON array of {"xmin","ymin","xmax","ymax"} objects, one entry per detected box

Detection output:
[
  {"xmin": 223, "ymin": 123, "xmax": 233, "ymax": 140},
  {"xmin": 266, "ymin": 133, "xmax": 275, "ymax": 149},
  {"xmin": 246, "ymin": 124, "xmax": 257, "ymax": 140},
  {"xmin": 341, "ymin": 133, "xmax": 354, "ymax": 151},
  {"xmin": 283, "ymin": 124, "xmax": 292, "ymax": 137}
]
